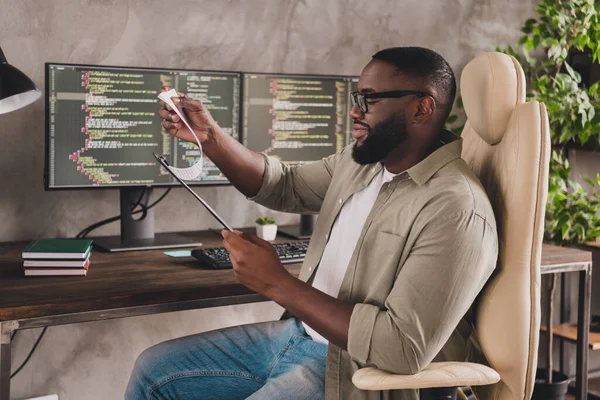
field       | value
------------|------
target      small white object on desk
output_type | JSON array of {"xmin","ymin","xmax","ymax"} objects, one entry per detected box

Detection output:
[
  {"xmin": 157, "ymin": 89, "xmax": 204, "ymax": 180},
  {"xmin": 256, "ymin": 223, "xmax": 277, "ymax": 241}
]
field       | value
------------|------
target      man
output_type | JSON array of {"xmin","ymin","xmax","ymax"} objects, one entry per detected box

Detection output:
[{"xmin": 126, "ymin": 47, "xmax": 498, "ymax": 400}]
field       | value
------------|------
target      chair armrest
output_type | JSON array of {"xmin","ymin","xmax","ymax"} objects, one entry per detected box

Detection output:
[{"xmin": 352, "ymin": 362, "xmax": 500, "ymax": 391}]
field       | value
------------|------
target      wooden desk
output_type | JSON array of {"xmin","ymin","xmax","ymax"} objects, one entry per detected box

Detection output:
[
  {"xmin": 0, "ymin": 230, "xmax": 304, "ymax": 400},
  {"xmin": 0, "ymin": 237, "xmax": 593, "ymax": 399},
  {"xmin": 540, "ymin": 243, "xmax": 593, "ymax": 400}
]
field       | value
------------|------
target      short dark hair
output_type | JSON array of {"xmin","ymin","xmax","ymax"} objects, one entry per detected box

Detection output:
[{"xmin": 372, "ymin": 47, "xmax": 456, "ymax": 118}]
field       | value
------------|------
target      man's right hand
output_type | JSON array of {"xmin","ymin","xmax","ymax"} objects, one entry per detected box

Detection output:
[
  {"xmin": 157, "ymin": 87, "xmax": 265, "ymax": 197},
  {"xmin": 158, "ymin": 86, "xmax": 218, "ymax": 144}
]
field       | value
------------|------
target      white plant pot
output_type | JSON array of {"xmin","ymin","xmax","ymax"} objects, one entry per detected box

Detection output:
[{"xmin": 256, "ymin": 224, "xmax": 277, "ymax": 241}]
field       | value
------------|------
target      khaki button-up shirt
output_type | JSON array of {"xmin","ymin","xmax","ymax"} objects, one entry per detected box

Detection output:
[{"xmin": 251, "ymin": 131, "xmax": 498, "ymax": 400}]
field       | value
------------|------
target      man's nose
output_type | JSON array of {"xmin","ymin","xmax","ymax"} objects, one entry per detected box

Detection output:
[{"xmin": 349, "ymin": 102, "xmax": 365, "ymax": 120}]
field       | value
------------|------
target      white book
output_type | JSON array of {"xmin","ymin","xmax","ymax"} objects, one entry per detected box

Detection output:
[
  {"xmin": 23, "ymin": 258, "xmax": 89, "ymax": 268},
  {"xmin": 24, "ymin": 260, "xmax": 90, "ymax": 276},
  {"xmin": 24, "ymin": 268, "xmax": 88, "ymax": 277}
]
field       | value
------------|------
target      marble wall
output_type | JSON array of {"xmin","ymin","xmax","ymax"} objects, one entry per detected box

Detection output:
[{"xmin": 0, "ymin": 0, "xmax": 540, "ymax": 398}]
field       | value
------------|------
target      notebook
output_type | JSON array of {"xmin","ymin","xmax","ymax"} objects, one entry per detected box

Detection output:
[
  {"xmin": 24, "ymin": 260, "xmax": 90, "ymax": 276},
  {"xmin": 22, "ymin": 239, "xmax": 93, "ymax": 259}
]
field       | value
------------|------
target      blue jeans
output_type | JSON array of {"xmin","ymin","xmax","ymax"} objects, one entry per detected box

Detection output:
[{"xmin": 125, "ymin": 318, "xmax": 328, "ymax": 400}]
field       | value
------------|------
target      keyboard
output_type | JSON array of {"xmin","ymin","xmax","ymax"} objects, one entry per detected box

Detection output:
[{"xmin": 191, "ymin": 241, "xmax": 309, "ymax": 269}]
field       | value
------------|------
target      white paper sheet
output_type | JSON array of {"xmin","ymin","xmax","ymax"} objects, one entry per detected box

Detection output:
[{"xmin": 157, "ymin": 89, "xmax": 204, "ymax": 180}]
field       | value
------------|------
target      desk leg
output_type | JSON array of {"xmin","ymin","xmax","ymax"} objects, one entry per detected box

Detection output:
[
  {"xmin": 560, "ymin": 274, "xmax": 566, "ymax": 374},
  {"xmin": 576, "ymin": 266, "xmax": 592, "ymax": 400},
  {"xmin": 0, "ymin": 322, "xmax": 13, "ymax": 400}
]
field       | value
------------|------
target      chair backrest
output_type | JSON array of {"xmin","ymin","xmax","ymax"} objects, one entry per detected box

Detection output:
[{"xmin": 460, "ymin": 52, "xmax": 550, "ymax": 400}]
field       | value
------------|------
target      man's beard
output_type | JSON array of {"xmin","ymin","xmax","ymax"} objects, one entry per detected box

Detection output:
[{"xmin": 351, "ymin": 114, "xmax": 408, "ymax": 165}]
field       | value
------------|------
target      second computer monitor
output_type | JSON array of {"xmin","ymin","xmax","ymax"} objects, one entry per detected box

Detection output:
[
  {"xmin": 242, "ymin": 73, "xmax": 358, "ymax": 239},
  {"xmin": 242, "ymin": 73, "xmax": 358, "ymax": 164}
]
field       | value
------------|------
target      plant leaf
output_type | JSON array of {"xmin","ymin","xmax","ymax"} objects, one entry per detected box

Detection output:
[
  {"xmin": 564, "ymin": 62, "xmax": 581, "ymax": 84},
  {"xmin": 446, "ymin": 115, "xmax": 458, "ymax": 124}
]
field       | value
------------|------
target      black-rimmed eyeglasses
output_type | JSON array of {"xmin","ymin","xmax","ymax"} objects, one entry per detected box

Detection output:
[{"xmin": 351, "ymin": 90, "xmax": 430, "ymax": 113}]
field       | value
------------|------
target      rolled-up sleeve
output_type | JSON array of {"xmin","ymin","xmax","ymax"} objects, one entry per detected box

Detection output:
[
  {"xmin": 347, "ymin": 209, "xmax": 498, "ymax": 374},
  {"xmin": 250, "ymin": 147, "xmax": 346, "ymax": 213}
]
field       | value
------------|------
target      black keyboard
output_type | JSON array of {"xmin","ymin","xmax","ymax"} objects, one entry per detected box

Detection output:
[{"xmin": 191, "ymin": 241, "xmax": 309, "ymax": 269}]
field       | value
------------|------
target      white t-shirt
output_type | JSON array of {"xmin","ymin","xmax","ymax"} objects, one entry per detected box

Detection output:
[{"xmin": 303, "ymin": 166, "xmax": 398, "ymax": 344}]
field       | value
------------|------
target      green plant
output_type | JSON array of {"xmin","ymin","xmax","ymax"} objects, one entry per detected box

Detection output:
[
  {"xmin": 507, "ymin": 0, "xmax": 600, "ymax": 147},
  {"xmin": 446, "ymin": 0, "xmax": 600, "ymax": 246},
  {"xmin": 255, "ymin": 216, "xmax": 276, "ymax": 225},
  {"xmin": 508, "ymin": 0, "xmax": 600, "ymax": 246},
  {"xmin": 449, "ymin": 1, "xmax": 600, "ymax": 142},
  {"xmin": 545, "ymin": 150, "xmax": 600, "ymax": 244},
  {"xmin": 445, "ymin": 97, "xmax": 465, "ymax": 135}
]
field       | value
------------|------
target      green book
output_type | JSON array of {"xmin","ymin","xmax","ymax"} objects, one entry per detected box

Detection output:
[{"xmin": 22, "ymin": 239, "xmax": 93, "ymax": 260}]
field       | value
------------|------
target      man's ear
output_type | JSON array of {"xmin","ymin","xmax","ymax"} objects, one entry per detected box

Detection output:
[{"xmin": 412, "ymin": 97, "xmax": 436, "ymax": 124}]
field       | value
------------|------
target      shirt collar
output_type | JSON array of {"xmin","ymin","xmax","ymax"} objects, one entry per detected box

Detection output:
[{"xmin": 406, "ymin": 130, "xmax": 463, "ymax": 186}]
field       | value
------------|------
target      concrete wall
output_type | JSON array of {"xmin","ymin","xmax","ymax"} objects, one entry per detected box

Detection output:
[{"xmin": 0, "ymin": 0, "xmax": 541, "ymax": 398}]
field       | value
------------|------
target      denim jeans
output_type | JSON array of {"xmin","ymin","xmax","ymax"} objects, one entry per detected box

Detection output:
[{"xmin": 125, "ymin": 317, "xmax": 328, "ymax": 400}]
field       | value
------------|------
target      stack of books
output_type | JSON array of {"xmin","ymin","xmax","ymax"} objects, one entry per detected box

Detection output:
[{"xmin": 22, "ymin": 239, "xmax": 93, "ymax": 276}]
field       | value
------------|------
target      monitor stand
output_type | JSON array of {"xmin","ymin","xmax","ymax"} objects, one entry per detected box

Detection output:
[
  {"xmin": 278, "ymin": 214, "xmax": 316, "ymax": 240},
  {"xmin": 93, "ymin": 188, "xmax": 202, "ymax": 252}
]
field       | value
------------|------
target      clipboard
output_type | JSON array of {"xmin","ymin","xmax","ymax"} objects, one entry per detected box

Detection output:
[{"xmin": 153, "ymin": 152, "xmax": 233, "ymax": 232}]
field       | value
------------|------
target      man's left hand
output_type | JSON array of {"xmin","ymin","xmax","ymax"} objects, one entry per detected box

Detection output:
[{"xmin": 221, "ymin": 230, "xmax": 293, "ymax": 296}]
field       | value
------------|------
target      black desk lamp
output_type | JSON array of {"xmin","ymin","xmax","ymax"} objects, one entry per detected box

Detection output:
[{"xmin": 0, "ymin": 46, "xmax": 41, "ymax": 114}]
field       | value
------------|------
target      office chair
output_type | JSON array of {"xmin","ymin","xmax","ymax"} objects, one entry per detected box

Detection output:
[{"xmin": 352, "ymin": 52, "xmax": 550, "ymax": 400}]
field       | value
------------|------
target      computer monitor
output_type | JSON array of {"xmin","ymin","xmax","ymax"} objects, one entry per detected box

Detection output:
[
  {"xmin": 45, "ymin": 63, "xmax": 241, "ymax": 251},
  {"xmin": 242, "ymin": 73, "xmax": 358, "ymax": 238}
]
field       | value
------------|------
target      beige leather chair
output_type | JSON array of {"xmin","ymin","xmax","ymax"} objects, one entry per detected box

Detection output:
[{"xmin": 353, "ymin": 52, "xmax": 550, "ymax": 400}]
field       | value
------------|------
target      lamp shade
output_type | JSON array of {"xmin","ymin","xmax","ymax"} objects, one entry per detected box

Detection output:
[{"xmin": 0, "ymin": 47, "xmax": 41, "ymax": 115}]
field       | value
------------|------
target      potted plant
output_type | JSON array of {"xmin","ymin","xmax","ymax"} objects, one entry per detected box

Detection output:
[
  {"xmin": 255, "ymin": 216, "xmax": 277, "ymax": 241},
  {"xmin": 446, "ymin": 1, "xmax": 600, "ymax": 398}
]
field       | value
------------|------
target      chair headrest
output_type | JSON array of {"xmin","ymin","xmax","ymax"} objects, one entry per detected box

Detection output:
[{"xmin": 460, "ymin": 52, "xmax": 526, "ymax": 145}]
